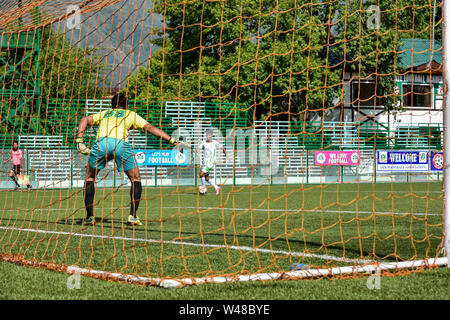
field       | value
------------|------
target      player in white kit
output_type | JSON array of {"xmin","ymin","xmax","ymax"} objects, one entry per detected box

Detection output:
[{"xmin": 196, "ymin": 129, "xmax": 227, "ymax": 195}]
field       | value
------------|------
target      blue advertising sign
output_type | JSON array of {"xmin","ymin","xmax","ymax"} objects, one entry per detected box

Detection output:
[
  {"xmin": 430, "ymin": 151, "xmax": 444, "ymax": 171},
  {"xmin": 134, "ymin": 149, "xmax": 188, "ymax": 166},
  {"xmin": 376, "ymin": 150, "xmax": 429, "ymax": 172}
]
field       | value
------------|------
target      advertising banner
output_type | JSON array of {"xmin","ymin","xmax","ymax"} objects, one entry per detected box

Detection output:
[
  {"xmin": 134, "ymin": 149, "xmax": 188, "ymax": 166},
  {"xmin": 430, "ymin": 151, "xmax": 444, "ymax": 171},
  {"xmin": 315, "ymin": 151, "xmax": 361, "ymax": 166},
  {"xmin": 376, "ymin": 150, "xmax": 430, "ymax": 172}
]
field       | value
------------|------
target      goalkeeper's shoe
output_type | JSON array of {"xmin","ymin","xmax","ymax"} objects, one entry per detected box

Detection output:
[
  {"xmin": 127, "ymin": 215, "xmax": 143, "ymax": 226},
  {"xmin": 84, "ymin": 216, "xmax": 95, "ymax": 226}
]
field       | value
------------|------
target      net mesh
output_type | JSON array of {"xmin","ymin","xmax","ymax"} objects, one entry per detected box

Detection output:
[{"xmin": 0, "ymin": 0, "xmax": 446, "ymax": 286}]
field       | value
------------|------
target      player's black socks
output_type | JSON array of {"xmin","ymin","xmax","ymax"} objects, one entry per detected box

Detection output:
[
  {"xmin": 130, "ymin": 181, "xmax": 142, "ymax": 218},
  {"xmin": 10, "ymin": 175, "xmax": 19, "ymax": 187},
  {"xmin": 84, "ymin": 181, "xmax": 95, "ymax": 218}
]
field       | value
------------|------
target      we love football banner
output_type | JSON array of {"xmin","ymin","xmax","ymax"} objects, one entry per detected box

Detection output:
[{"xmin": 314, "ymin": 151, "xmax": 361, "ymax": 166}]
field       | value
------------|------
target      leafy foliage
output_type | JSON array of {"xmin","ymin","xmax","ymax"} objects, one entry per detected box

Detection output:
[
  {"xmin": 39, "ymin": 26, "xmax": 108, "ymax": 100},
  {"xmin": 126, "ymin": 0, "xmax": 441, "ymax": 122},
  {"xmin": 0, "ymin": 25, "xmax": 109, "ymax": 137},
  {"xmin": 126, "ymin": 0, "xmax": 341, "ymax": 121}
]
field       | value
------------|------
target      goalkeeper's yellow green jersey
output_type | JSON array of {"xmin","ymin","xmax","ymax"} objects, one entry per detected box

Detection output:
[{"xmin": 91, "ymin": 108, "xmax": 148, "ymax": 141}]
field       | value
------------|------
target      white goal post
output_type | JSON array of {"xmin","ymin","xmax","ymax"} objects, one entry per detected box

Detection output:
[{"xmin": 443, "ymin": 0, "xmax": 450, "ymax": 267}]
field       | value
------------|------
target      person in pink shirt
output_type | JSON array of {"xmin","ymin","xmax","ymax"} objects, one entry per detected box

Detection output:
[{"xmin": 3, "ymin": 141, "xmax": 31, "ymax": 191}]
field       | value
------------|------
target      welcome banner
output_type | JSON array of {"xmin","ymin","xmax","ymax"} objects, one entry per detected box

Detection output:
[
  {"xmin": 376, "ymin": 150, "xmax": 428, "ymax": 172},
  {"xmin": 376, "ymin": 150, "xmax": 443, "ymax": 172}
]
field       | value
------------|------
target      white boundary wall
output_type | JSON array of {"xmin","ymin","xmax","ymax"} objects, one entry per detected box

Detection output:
[{"xmin": 0, "ymin": 146, "xmax": 442, "ymax": 189}]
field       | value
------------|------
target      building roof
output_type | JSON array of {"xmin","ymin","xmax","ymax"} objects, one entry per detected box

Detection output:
[
  {"xmin": 329, "ymin": 38, "xmax": 442, "ymax": 72},
  {"xmin": 397, "ymin": 38, "xmax": 442, "ymax": 70}
]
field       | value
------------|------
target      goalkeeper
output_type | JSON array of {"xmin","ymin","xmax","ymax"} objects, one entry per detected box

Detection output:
[{"xmin": 75, "ymin": 93, "xmax": 183, "ymax": 226}]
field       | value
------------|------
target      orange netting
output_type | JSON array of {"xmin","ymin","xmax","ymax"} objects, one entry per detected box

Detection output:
[{"xmin": 0, "ymin": 0, "xmax": 446, "ymax": 287}]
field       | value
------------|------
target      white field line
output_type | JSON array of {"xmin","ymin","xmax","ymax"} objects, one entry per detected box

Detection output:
[
  {"xmin": 1, "ymin": 189, "xmax": 443, "ymax": 201},
  {"xmin": 0, "ymin": 225, "xmax": 372, "ymax": 264},
  {"xmin": 0, "ymin": 206, "xmax": 442, "ymax": 216},
  {"xmin": 163, "ymin": 206, "xmax": 442, "ymax": 216},
  {"xmin": 3, "ymin": 190, "xmax": 444, "ymax": 198}
]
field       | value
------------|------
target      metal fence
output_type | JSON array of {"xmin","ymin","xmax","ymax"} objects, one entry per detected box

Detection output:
[
  {"xmin": 0, "ymin": 100, "xmax": 443, "ymax": 188},
  {"xmin": 0, "ymin": 123, "xmax": 442, "ymax": 189}
]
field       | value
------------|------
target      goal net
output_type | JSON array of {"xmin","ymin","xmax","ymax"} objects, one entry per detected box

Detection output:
[{"xmin": 0, "ymin": 0, "xmax": 448, "ymax": 287}]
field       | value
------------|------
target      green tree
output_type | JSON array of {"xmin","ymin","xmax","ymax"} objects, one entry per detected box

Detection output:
[
  {"xmin": 0, "ymin": 25, "xmax": 109, "ymax": 137},
  {"xmin": 126, "ymin": 0, "xmax": 441, "ymax": 121},
  {"xmin": 38, "ymin": 25, "xmax": 109, "ymax": 136},
  {"xmin": 39, "ymin": 25, "xmax": 108, "ymax": 101},
  {"xmin": 126, "ymin": 0, "xmax": 341, "ymax": 122}
]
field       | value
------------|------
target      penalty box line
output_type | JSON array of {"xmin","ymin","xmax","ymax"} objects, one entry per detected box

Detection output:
[
  {"xmin": 0, "ymin": 225, "xmax": 372, "ymax": 264},
  {"xmin": 0, "ymin": 206, "xmax": 441, "ymax": 216},
  {"xmin": 164, "ymin": 206, "xmax": 441, "ymax": 216}
]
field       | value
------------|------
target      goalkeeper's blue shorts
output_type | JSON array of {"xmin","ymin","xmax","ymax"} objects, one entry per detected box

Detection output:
[{"xmin": 88, "ymin": 137, "xmax": 136, "ymax": 172}]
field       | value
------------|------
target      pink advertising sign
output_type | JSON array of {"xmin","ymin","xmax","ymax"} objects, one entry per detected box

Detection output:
[{"xmin": 314, "ymin": 151, "xmax": 361, "ymax": 166}]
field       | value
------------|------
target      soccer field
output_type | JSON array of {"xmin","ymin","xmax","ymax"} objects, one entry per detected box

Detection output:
[{"xmin": 0, "ymin": 182, "xmax": 444, "ymax": 284}]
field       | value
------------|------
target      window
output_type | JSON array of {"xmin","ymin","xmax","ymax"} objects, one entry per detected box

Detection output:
[
  {"xmin": 403, "ymin": 84, "xmax": 432, "ymax": 108},
  {"xmin": 352, "ymin": 82, "xmax": 382, "ymax": 106}
]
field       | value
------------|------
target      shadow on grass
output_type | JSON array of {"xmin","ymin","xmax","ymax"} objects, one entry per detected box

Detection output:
[{"xmin": 12, "ymin": 216, "xmax": 393, "ymax": 262}]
